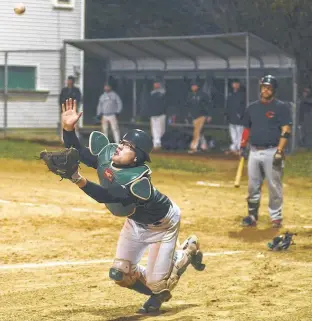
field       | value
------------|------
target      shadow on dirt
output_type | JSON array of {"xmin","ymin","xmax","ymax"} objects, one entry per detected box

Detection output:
[
  {"xmin": 52, "ymin": 303, "xmax": 198, "ymax": 321},
  {"xmin": 107, "ymin": 303, "xmax": 198, "ymax": 321},
  {"xmin": 228, "ymin": 227, "xmax": 281, "ymax": 242}
]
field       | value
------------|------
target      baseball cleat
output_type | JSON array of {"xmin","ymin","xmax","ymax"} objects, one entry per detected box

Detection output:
[
  {"xmin": 187, "ymin": 149, "xmax": 198, "ymax": 154},
  {"xmin": 241, "ymin": 215, "xmax": 257, "ymax": 227},
  {"xmin": 181, "ymin": 235, "xmax": 206, "ymax": 271},
  {"xmin": 272, "ymin": 219, "xmax": 283, "ymax": 228},
  {"xmin": 137, "ymin": 290, "xmax": 172, "ymax": 314},
  {"xmin": 191, "ymin": 250, "xmax": 206, "ymax": 271},
  {"xmin": 181, "ymin": 235, "xmax": 199, "ymax": 252}
]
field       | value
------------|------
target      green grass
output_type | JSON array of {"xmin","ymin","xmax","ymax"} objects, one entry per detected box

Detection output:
[
  {"xmin": 0, "ymin": 128, "xmax": 60, "ymax": 143},
  {"xmin": 1, "ymin": 138, "xmax": 312, "ymax": 176},
  {"xmin": 286, "ymin": 150, "xmax": 312, "ymax": 177},
  {"xmin": 0, "ymin": 139, "xmax": 215, "ymax": 173},
  {"xmin": 150, "ymin": 155, "xmax": 215, "ymax": 173},
  {"xmin": 0, "ymin": 140, "xmax": 47, "ymax": 160}
]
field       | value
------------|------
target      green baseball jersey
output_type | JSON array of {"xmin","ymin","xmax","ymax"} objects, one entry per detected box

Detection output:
[{"xmin": 96, "ymin": 143, "xmax": 171, "ymax": 224}]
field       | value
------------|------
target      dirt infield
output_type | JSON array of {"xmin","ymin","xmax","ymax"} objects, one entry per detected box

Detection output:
[{"xmin": 0, "ymin": 158, "xmax": 312, "ymax": 321}]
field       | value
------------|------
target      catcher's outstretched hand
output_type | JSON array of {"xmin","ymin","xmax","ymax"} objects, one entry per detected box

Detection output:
[
  {"xmin": 40, "ymin": 147, "xmax": 80, "ymax": 180},
  {"xmin": 62, "ymin": 98, "xmax": 83, "ymax": 131}
]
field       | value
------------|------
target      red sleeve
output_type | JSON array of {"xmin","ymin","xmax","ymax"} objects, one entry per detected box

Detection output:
[{"xmin": 240, "ymin": 128, "xmax": 250, "ymax": 148}]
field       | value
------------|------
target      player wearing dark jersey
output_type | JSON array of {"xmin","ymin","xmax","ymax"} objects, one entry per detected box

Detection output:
[{"xmin": 240, "ymin": 75, "xmax": 292, "ymax": 228}]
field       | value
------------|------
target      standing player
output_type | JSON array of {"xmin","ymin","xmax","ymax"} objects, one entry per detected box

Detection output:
[
  {"xmin": 240, "ymin": 75, "xmax": 292, "ymax": 228},
  {"xmin": 50, "ymin": 99, "xmax": 205, "ymax": 314},
  {"xmin": 186, "ymin": 80, "xmax": 212, "ymax": 154},
  {"xmin": 96, "ymin": 82, "xmax": 123, "ymax": 143},
  {"xmin": 225, "ymin": 79, "xmax": 246, "ymax": 156},
  {"xmin": 145, "ymin": 79, "xmax": 167, "ymax": 150}
]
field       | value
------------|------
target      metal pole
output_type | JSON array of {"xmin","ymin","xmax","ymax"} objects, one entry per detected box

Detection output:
[
  {"xmin": 245, "ymin": 33, "xmax": 250, "ymax": 106},
  {"xmin": 4, "ymin": 52, "xmax": 8, "ymax": 137},
  {"xmin": 291, "ymin": 63, "xmax": 297, "ymax": 153},
  {"xmin": 62, "ymin": 44, "xmax": 67, "ymax": 90},
  {"xmin": 79, "ymin": 51, "xmax": 84, "ymax": 129},
  {"xmin": 59, "ymin": 44, "xmax": 66, "ymax": 141},
  {"xmin": 105, "ymin": 59, "xmax": 111, "ymax": 83},
  {"xmin": 132, "ymin": 78, "xmax": 137, "ymax": 122},
  {"xmin": 79, "ymin": 0, "xmax": 85, "ymax": 129},
  {"xmin": 224, "ymin": 76, "xmax": 228, "ymax": 107},
  {"xmin": 224, "ymin": 76, "xmax": 228, "ymax": 125}
]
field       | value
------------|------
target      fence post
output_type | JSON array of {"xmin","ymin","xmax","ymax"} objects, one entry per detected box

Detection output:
[
  {"xmin": 291, "ymin": 64, "xmax": 297, "ymax": 153},
  {"xmin": 59, "ymin": 44, "xmax": 66, "ymax": 141},
  {"xmin": 3, "ymin": 52, "xmax": 8, "ymax": 137}
]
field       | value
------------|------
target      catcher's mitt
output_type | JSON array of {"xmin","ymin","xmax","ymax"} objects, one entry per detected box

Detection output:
[{"xmin": 40, "ymin": 147, "xmax": 80, "ymax": 179}]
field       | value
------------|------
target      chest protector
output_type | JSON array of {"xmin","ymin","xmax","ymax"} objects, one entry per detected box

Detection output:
[
  {"xmin": 89, "ymin": 131, "xmax": 110, "ymax": 156},
  {"xmin": 90, "ymin": 132, "xmax": 152, "ymax": 217}
]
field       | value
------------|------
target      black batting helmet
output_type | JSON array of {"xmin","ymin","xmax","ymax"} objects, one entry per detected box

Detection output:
[
  {"xmin": 122, "ymin": 129, "xmax": 153, "ymax": 162},
  {"xmin": 260, "ymin": 75, "xmax": 278, "ymax": 93}
]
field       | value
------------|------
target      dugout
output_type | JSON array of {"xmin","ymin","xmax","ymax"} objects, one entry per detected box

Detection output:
[{"xmin": 63, "ymin": 32, "xmax": 297, "ymax": 151}]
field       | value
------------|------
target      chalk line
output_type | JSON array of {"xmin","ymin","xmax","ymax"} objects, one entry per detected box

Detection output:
[
  {"xmin": 196, "ymin": 181, "xmax": 288, "ymax": 188},
  {"xmin": 284, "ymin": 225, "xmax": 312, "ymax": 229},
  {"xmin": 0, "ymin": 251, "xmax": 244, "ymax": 271},
  {"xmin": 0, "ymin": 199, "xmax": 107, "ymax": 214},
  {"xmin": 196, "ymin": 181, "xmax": 246, "ymax": 188}
]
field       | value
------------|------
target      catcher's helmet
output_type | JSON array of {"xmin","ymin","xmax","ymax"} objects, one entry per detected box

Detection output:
[
  {"xmin": 122, "ymin": 129, "xmax": 153, "ymax": 162},
  {"xmin": 260, "ymin": 75, "xmax": 278, "ymax": 93}
]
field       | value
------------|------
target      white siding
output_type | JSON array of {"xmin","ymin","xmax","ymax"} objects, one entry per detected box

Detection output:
[
  {"xmin": 0, "ymin": 0, "xmax": 84, "ymax": 128},
  {"xmin": 0, "ymin": 95, "xmax": 59, "ymax": 128}
]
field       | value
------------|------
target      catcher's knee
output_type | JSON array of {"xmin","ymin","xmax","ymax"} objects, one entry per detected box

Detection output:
[
  {"xmin": 148, "ymin": 251, "xmax": 194, "ymax": 293},
  {"xmin": 109, "ymin": 259, "xmax": 138, "ymax": 288},
  {"xmin": 147, "ymin": 278, "xmax": 169, "ymax": 294}
]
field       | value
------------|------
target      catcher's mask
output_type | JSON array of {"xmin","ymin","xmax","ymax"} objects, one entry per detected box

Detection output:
[{"xmin": 122, "ymin": 129, "xmax": 153, "ymax": 163}]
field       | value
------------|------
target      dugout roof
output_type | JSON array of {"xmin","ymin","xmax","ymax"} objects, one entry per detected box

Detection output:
[{"xmin": 64, "ymin": 32, "xmax": 295, "ymax": 78}]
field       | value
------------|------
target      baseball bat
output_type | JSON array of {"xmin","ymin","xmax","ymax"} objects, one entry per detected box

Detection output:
[{"xmin": 234, "ymin": 157, "xmax": 245, "ymax": 188}]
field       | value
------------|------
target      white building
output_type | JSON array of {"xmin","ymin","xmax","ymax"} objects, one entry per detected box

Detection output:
[{"xmin": 0, "ymin": 0, "xmax": 84, "ymax": 128}]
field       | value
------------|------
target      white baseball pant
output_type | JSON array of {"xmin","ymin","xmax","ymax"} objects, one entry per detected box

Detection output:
[
  {"xmin": 114, "ymin": 202, "xmax": 180, "ymax": 290},
  {"xmin": 150, "ymin": 114, "xmax": 166, "ymax": 148},
  {"xmin": 229, "ymin": 124, "xmax": 244, "ymax": 152},
  {"xmin": 101, "ymin": 114, "xmax": 120, "ymax": 143}
]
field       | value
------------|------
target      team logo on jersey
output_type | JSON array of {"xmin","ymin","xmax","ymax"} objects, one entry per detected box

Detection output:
[
  {"xmin": 265, "ymin": 111, "xmax": 275, "ymax": 119},
  {"xmin": 104, "ymin": 168, "xmax": 114, "ymax": 182}
]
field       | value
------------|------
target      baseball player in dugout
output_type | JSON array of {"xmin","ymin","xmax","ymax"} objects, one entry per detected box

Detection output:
[
  {"xmin": 60, "ymin": 99, "xmax": 205, "ymax": 314},
  {"xmin": 96, "ymin": 82, "xmax": 123, "ymax": 143},
  {"xmin": 240, "ymin": 75, "xmax": 292, "ymax": 228},
  {"xmin": 186, "ymin": 80, "xmax": 212, "ymax": 154},
  {"xmin": 225, "ymin": 79, "xmax": 246, "ymax": 156},
  {"xmin": 59, "ymin": 76, "xmax": 82, "ymax": 111},
  {"xmin": 59, "ymin": 76, "xmax": 82, "ymax": 139}
]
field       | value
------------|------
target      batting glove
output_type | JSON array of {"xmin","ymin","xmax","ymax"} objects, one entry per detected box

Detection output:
[
  {"xmin": 240, "ymin": 147, "xmax": 248, "ymax": 160},
  {"xmin": 273, "ymin": 150, "xmax": 285, "ymax": 166}
]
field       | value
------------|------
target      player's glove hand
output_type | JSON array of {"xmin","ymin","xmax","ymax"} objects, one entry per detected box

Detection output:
[
  {"xmin": 240, "ymin": 147, "xmax": 248, "ymax": 160},
  {"xmin": 273, "ymin": 150, "xmax": 285, "ymax": 167},
  {"xmin": 39, "ymin": 147, "xmax": 80, "ymax": 181}
]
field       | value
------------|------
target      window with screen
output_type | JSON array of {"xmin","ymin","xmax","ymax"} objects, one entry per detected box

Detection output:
[
  {"xmin": 0, "ymin": 66, "xmax": 36, "ymax": 90},
  {"xmin": 52, "ymin": 0, "xmax": 75, "ymax": 9}
]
